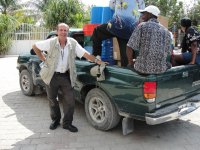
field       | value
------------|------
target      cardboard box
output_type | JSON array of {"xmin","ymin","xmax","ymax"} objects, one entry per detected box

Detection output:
[
  {"xmin": 158, "ymin": 15, "xmax": 169, "ymax": 28},
  {"xmin": 113, "ymin": 37, "xmax": 121, "ymax": 60}
]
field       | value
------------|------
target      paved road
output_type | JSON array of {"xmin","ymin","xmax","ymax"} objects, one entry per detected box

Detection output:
[{"xmin": 1, "ymin": 57, "xmax": 200, "ymax": 150}]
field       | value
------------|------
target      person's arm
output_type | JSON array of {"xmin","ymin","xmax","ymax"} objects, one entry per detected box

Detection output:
[
  {"xmin": 126, "ymin": 24, "xmax": 142, "ymax": 67},
  {"xmin": 126, "ymin": 46, "xmax": 135, "ymax": 66},
  {"xmin": 83, "ymin": 52, "xmax": 103, "ymax": 65},
  {"xmin": 32, "ymin": 44, "xmax": 46, "ymax": 62},
  {"xmin": 189, "ymin": 41, "xmax": 198, "ymax": 64}
]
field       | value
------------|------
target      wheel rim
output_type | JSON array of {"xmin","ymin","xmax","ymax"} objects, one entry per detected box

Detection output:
[
  {"xmin": 21, "ymin": 74, "xmax": 30, "ymax": 92},
  {"xmin": 89, "ymin": 97, "xmax": 106, "ymax": 123}
]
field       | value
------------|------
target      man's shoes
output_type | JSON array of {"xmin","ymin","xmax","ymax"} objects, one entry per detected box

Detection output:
[
  {"xmin": 63, "ymin": 124, "xmax": 78, "ymax": 132},
  {"xmin": 49, "ymin": 120, "xmax": 60, "ymax": 130}
]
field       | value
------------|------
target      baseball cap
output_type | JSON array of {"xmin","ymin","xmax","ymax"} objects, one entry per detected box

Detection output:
[{"xmin": 138, "ymin": 5, "xmax": 160, "ymax": 17}]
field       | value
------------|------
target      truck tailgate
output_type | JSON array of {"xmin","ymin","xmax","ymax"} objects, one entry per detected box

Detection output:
[{"xmin": 155, "ymin": 65, "xmax": 200, "ymax": 107}]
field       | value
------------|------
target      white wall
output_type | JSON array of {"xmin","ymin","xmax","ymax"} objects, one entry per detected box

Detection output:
[{"xmin": 7, "ymin": 40, "xmax": 41, "ymax": 55}]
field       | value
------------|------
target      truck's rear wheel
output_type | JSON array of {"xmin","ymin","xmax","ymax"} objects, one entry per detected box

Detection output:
[
  {"xmin": 20, "ymin": 70, "xmax": 35, "ymax": 96},
  {"xmin": 85, "ymin": 88, "xmax": 120, "ymax": 131}
]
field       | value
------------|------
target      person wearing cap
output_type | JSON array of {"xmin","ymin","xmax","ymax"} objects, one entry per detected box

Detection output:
[
  {"xmin": 126, "ymin": 5, "xmax": 171, "ymax": 74},
  {"xmin": 173, "ymin": 17, "xmax": 200, "ymax": 65},
  {"xmin": 91, "ymin": 0, "xmax": 145, "ymax": 67}
]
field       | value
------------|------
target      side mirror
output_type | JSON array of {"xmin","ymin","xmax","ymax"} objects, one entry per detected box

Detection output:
[{"xmin": 30, "ymin": 49, "xmax": 36, "ymax": 55}]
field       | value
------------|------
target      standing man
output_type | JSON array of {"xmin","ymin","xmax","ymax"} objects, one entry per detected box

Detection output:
[
  {"xmin": 173, "ymin": 17, "xmax": 200, "ymax": 65},
  {"xmin": 32, "ymin": 23, "xmax": 104, "ymax": 132},
  {"xmin": 126, "ymin": 5, "xmax": 171, "ymax": 74},
  {"xmin": 92, "ymin": 0, "xmax": 145, "ymax": 67}
]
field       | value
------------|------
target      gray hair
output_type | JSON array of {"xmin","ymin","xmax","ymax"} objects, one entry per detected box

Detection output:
[{"xmin": 56, "ymin": 23, "xmax": 69, "ymax": 31}]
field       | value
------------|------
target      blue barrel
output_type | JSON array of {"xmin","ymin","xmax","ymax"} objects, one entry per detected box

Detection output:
[
  {"xmin": 101, "ymin": 39, "xmax": 115, "ymax": 65},
  {"xmin": 91, "ymin": 7, "xmax": 103, "ymax": 24}
]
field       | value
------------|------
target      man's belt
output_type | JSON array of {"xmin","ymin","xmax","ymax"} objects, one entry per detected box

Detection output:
[{"xmin": 54, "ymin": 70, "xmax": 69, "ymax": 75}]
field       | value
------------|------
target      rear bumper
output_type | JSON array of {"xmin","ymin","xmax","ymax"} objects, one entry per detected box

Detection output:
[{"xmin": 145, "ymin": 95, "xmax": 200, "ymax": 125}]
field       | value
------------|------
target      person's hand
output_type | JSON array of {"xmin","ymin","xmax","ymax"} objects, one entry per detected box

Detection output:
[
  {"xmin": 127, "ymin": 59, "xmax": 135, "ymax": 68},
  {"xmin": 96, "ymin": 60, "xmax": 109, "ymax": 65}
]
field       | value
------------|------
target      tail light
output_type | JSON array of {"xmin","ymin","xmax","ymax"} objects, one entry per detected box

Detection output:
[{"xmin": 143, "ymin": 82, "xmax": 156, "ymax": 103}]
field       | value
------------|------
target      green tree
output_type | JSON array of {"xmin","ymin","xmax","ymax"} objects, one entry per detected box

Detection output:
[
  {"xmin": 44, "ymin": 0, "xmax": 85, "ymax": 30},
  {"xmin": 0, "ymin": 14, "xmax": 18, "ymax": 54},
  {"xmin": 0, "ymin": 1, "xmax": 22, "ymax": 54},
  {"xmin": 144, "ymin": 0, "xmax": 184, "ymax": 28},
  {"xmin": 10, "ymin": 9, "xmax": 35, "ymax": 24},
  {"xmin": 187, "ymin": 1, "xmax": 200, "ymax": 26},
  {"xmin": 28, "ymin": 0, "xmax": 52, "ymax": 12},
  {"xmin": 0, "ymin": 0, "xmax": 21, "ymax": 15}
]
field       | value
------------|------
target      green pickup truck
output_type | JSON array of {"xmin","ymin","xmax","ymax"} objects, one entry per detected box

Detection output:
[{"xmin": 17, "ymin": 29, "xmax": 200, "ymax": 135}]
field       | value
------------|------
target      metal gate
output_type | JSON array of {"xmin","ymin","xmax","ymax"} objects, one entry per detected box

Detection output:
[{"xmin": 8, "ymin": 23, "xmax": 50, "ymax": 55}]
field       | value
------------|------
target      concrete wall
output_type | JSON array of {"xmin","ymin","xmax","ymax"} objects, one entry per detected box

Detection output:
[{"xmin": 7, "ymin": 40, "xmax": 41, "ymax": 55}]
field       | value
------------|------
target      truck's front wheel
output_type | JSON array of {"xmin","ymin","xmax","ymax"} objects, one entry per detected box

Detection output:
[
  {"xmin": 20, "ymin": 70, "xmax": 35, "ymax": 96},
  {"xmin": 85, "ymin": 88, "xmax": 120, "ymax": 131}
]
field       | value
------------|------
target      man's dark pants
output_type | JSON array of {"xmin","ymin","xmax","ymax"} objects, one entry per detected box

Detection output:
[
  {"xmin": 45, "ymin": 72, "xmax": 75, "ymax": 127},
  {"xmin": 91, "ymin": 23, "xmax": 128, "ymax": 67}
]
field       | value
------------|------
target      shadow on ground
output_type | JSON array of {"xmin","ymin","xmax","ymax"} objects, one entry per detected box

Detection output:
[{"xmin": 3, "ymin": 91, "xmax": 200, "ymax": 150}]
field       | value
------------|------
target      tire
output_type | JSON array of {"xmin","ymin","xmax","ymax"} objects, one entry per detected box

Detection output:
[
  {"xmin": 19, "ymin": 70, "xmax": 35, "ymax": 96},
  {"xmin": 85, "ymin": 88, "xmax": 120, "ymax": 131}
]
